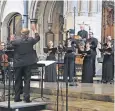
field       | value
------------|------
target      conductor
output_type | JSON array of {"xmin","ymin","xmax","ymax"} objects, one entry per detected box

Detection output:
[{"xmin": 9, "ymin": 25, "xmax": 40, "ymax": 103}]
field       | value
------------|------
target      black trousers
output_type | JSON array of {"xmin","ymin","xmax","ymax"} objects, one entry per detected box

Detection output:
[
  {"xmin": 63, "ymin": 53, "xmax": 76, "ymax": 82},
  {"xmin": 14, "ymin": 65, "xmax": 32, "ymax": 100}
]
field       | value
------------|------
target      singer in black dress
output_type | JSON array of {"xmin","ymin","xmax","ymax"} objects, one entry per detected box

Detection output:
[
  {"xmin": 79, "ymin": 41, "xmax": 93, "ymax": 83},
  {"xmin": 63, "ymin": 35, "xmax": 77, "ymax": 83},
  {"xmin": 45, "ymin": 41, "xmax": 57, "ymax": 82},
  {"xmin": 102, "ymin": 39, "xmax": 114, "ymax": 83}
]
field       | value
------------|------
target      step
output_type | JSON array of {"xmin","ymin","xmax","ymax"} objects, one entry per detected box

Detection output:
[
  {"xmin": 0, "ymin": 101, "xmax": 48, "ymax": 111},
  {"xmin": 30, "ymin": 88, "xmax": 114, "ymax": 102},
  {"xmin": 0, "ymin": 81, "xmax": 114, "ymax": 103}
]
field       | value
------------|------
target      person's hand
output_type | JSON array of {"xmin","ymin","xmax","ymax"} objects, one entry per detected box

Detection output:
[
  {"xmin": 0, "ymin": 45, "xmax": 4, "ymax": 50},
  {"xmin": 10, "ymin": 35, "xmax": 15, "ymax": 41},
  {"xmin": 31, "ymin": 23, "xmax": 37, "ymax": 33}
]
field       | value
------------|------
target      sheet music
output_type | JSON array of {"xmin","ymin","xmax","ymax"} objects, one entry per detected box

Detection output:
[{"xmin": 37, "ymin": 60, "xmax": 56, "ymax": 66}]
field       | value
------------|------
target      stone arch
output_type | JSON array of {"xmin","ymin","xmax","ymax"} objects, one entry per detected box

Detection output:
[
  {"xmin": 30, "ymin": 1, "xmax": 64, "ymax": 54},
  {"xmin": 1, "ymin": 12, "xmax": 22, "ymax": 42}
]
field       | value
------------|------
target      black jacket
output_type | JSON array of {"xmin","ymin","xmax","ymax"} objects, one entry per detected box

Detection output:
[
  {"xmin": 65, "ymin": 38, "xmax": 77, "ymax": 53},
  {"xmin": 10, "ymin": 33, "xmax": 40, "ymax": 67},
  {"xmin": 77, "ymin": 30, "xmax": 88, "ymax": 39},
  {"xmin": 87, "ymin": 37, "xmax": 98, "ymax": 55}
]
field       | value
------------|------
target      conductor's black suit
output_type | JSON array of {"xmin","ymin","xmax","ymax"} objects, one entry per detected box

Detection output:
[{"xmin": 10, "ymin": 33, "xmax": 40, "ymax": 102}]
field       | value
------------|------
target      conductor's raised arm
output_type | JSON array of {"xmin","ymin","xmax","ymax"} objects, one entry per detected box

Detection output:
[{"xmin": 31, "ymin": 23, "xmax": 40, "ymax": 44}]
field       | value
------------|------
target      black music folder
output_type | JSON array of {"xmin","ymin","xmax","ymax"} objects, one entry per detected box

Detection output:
[{"xmin": 43, "ymin": 47, "xmax": 57, "ymax": 53}]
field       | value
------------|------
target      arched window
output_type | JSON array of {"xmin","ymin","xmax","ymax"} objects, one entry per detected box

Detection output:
[{"xmin": 7, "ymin": 13, "xmax": 22, "ymax": 41}]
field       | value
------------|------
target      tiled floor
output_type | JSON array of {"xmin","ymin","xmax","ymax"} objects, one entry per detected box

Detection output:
[{"xmin": 30, "ymin": 82, "xmax": 114, "ymax": 95}]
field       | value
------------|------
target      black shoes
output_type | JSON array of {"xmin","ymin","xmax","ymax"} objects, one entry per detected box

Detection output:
[
  {"xmin": 14, "ymin": 99, "xmax": 22, "ymax": 102},
  {"xmin": 14, "ymin": 99, "xmax": 31, "ymax": 103},
  {"xmin": 69, "ymin": 82, "xmax": 78, "ymax": 86},
  {"xmin": 24, "ymin": 99, "xmax": 32, "ymax": 103}
]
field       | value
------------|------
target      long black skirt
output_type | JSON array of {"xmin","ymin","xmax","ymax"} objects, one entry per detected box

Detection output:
[
  {"xmin": 102, "ymin": 54, "xmax": 114, "ymax": 82},
  {"xmin": 82, "ymin": 56, "xmax": 93, "ymax": 83},
  {"xmin": 45, "ymin": 54, "xmax": 57, "ymax": 82}
]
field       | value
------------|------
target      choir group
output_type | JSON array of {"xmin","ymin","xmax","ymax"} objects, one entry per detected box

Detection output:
[{"xmin": 44, "ymin": 25, "xmax": 114, "ymax": 84}]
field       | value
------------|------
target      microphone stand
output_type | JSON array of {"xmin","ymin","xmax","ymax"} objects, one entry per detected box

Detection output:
[
  {"xmin": 2, "ymin": 45, "xmax": 6, "ymax": 101},
  {"xmin": 56, "ymin": 45, "xmax": 65, "ymax": 111},
  {"xmin": 56, "ymin": 50, "xmax": 59, "ymax": 111},
  {"xmin": 2, "ymin": 44, "xmax": 14, "ymax": 111},
  {"xmin": 0, "ymin": 43, "xmax": 8, "ymax": 101},
  {"xmin": 65, "ymin": 31, "xmax": 69, "ymax": 111}
]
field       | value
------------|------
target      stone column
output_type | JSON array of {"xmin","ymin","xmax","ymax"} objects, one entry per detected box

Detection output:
[
  {"xmin": 0, "ymin": 1, "xmax": 1, "ymax": 42},
  {"xmin": 97, "ymin": 1, "xmax": 102, "ymax": 13},
  {"xmin": 39, "ymin": 16, "xmax": 44, "ymax": 56},
  {"xmin": 80, "ymin": 1, "xmax": 88, "ymax": 16},
  {"xmin": 89, "ymin": 0, "xmax": 98, "ymax": 16},
  {"xmin": 67, "ymin": 1, "xmax": 73, "ymax": 16},
  {"xmin": 63, "ymin": 0, "xmax": 68, "ymax": 17},
  {"xmin": 66, "ymin": 1, "xmax": 79, "ymax": 16}
]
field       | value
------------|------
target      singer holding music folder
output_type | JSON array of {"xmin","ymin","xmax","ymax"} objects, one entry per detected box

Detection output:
[
  {"xmin": 44, "ymin": 41, "xmax": 57, "ymax": 82},
  {"xmin": 99, "ymin": 36, "xmax": 114, "ymax": 83},
  {"xmin": 63, "ymin": 29, "xmax": 77, "ymax": 85},
  {"xmin": 79, "ymin": 41, "xmax": 94, "ymax": 83},
  {"xmin": 9, "ymin": 24, "xmax": 40, "ymax": 103}
]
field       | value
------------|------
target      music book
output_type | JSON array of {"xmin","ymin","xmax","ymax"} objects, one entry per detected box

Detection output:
[
  {"xmin": 43, "ymin": 47, "xmax": 57, "ymax": 53},
  {"xmin": 37, "ymin": 60, "xmax": 56, "ymax": 66},
  {"xmin": 43, "ymin": 48, "xmax": 48, "ymax": 53},
  {"xmin": 98, "ymin": 48, "xmax": 104, "ymax": 53},
  {"xmin": 98, "ymin": 48, "xmax": 112, "ymax": 53}
]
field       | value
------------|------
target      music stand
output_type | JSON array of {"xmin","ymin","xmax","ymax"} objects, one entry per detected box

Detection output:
[
  {"xmin": 0, "ymin": 47, "xmax": 14, "ymax": 111},
  {"xmin": 37, "ymin": 60, "xmax": 56, "ymax": 100},
  {"xmin": 5, "ymin": 50, "xmax": 14, "ymax": 111}
]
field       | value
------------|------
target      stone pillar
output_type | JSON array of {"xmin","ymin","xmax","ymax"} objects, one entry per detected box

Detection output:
[
  {"xmin": 0, "ymin": 1, "xmax": 1, "ymax": 42},
  {"xmin": 39, "ymin": 16, "xmax": 44, "ymax": 56},
  {"xmin": 63, "ymin": 0, "xmax": 68, "ymax": 17},
  {"xmin": 66, "ymin": 1, "xmax": 79, "ymax": 16},
  {"xmin": 80, "ymin": 1, "xmax": 88, "ymax": 16},
  {"xmin": 89, "ymin": 1, "xmax": 98, "ymax": 16},
  {"xmin": 97, "ymin": 1, "xmax": 102, "ymax": 13},
  {"xmin": 72, "ymin": 1, "xmax": 78, "ymax": 16},
  {"xmin": 77, "ymin": 0, "xmax": 81, "ymax": 16},
  {"xmin": 63, "ymin": 1, "xmax": 68, "ymax": 40}
]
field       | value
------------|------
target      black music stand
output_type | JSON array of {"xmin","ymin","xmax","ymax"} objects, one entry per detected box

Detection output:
[
  {"xmin": 5, "ymin": 50, "xmax": 14, "ymax": 111},
  {"xmin": 1, "ymin": 51, "xmax": 13, "ymax": 111},
  {"xmin": 37, "ymin": 61, "xmax": 56, "ymax": 100}
]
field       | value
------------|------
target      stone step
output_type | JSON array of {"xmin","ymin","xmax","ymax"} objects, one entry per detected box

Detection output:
[
  {"xmin": 0, "ymin": 93, "xmax": 113, "ymax": 111},
  {"xmin": 0, "ymin": 85, "xmax": 113, "ymax": 103},
  {"xmin": 30, "ymin": 88, "xmax": 114, "ymax": 102}
]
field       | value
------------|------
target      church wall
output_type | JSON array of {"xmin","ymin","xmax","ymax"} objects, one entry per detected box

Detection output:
[{"xmin": 64, "ymin": 1, "xmax": 103, "ymax": 75}]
